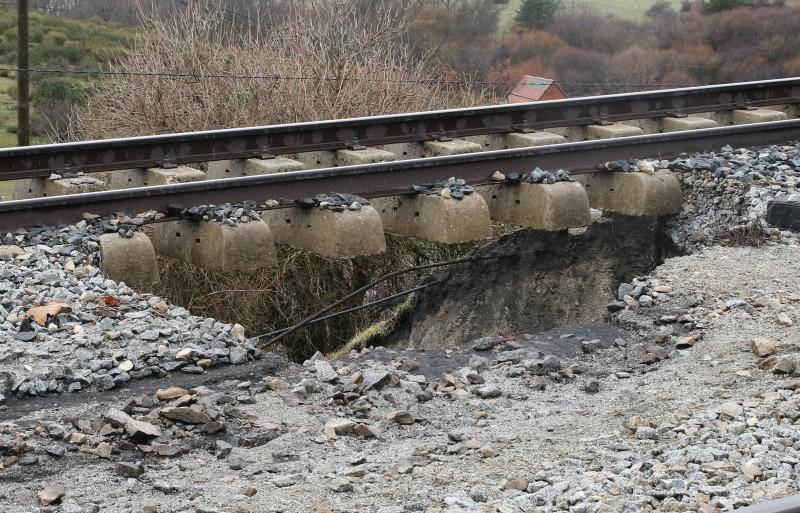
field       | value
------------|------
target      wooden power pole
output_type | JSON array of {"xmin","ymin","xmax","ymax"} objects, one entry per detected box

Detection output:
[{"xmin": 17, "ymin": 0, "xmax": 29, "ymax": 147}]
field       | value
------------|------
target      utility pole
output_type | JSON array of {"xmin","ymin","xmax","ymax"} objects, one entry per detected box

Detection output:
[{"xmin": 17, "ymin": 0, "xmax": 29, "ymax": 147}]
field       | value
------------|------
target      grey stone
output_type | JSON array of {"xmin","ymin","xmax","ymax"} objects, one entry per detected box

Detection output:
[
  {"xmin": 229, "ymin": 347, "xmax": 248, "ymax": 365},
  {"xmin": 313, "ymin": 360, "xmax": 338, "ymax": 382},
  {"xmin": 331, "ymin": 478, "xmax": 353, "ymax": 493}
]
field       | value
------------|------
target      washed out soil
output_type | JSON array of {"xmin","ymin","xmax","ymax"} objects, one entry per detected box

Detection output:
[{"xmin": 389, "ymin": 215, "xmax": 679, "ymax": 350}]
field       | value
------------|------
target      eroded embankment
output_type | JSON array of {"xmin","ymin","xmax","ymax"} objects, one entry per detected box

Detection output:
[{"xmin": 390, "ymin": 215, "xmax": 676, "ymax": 350}]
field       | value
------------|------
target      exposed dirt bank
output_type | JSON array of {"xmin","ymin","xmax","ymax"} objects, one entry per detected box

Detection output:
[{"xmin": 393, "ymin": 215, "xmax": 674, "ymax": 350}]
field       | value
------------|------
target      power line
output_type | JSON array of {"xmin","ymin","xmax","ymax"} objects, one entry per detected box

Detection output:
[
  {"xmin": 0, "ymin": 66, "xmax": 705, "ymax": 89},
  {"xmin": 257, "ymin": 281, "xmax": 441, "ymax": 344}
]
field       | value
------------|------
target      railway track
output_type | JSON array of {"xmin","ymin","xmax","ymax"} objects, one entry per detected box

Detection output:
[
  {"xmin": 0, "ymin": 78, "xmax": 798, "ymax": 232},
  {"xmin": 0, "ymin": 119, "xmax": 797, "ymax": 232},
  {"xmin": 0, "ymin": 80, "xmax": 799, "ymax": 513},
  {"xmin": 736, "ymin": 495, "xmax": 800, "ymax": 512}
]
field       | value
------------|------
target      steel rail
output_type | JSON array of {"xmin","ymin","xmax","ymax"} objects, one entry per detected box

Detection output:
[
  {"xmin": 0, "ymin": 78, "xmax": 798, "ymax": 181},
  {"xmin": 1, "ymin": 119, "xmax": 798, "ymax": 232},
  {"xmin": 734, "ymin": 495, "xmax": 800, "ymax": 513}
]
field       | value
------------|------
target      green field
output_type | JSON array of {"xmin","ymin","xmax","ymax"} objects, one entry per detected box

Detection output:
[
  {"xmin": 500, "ymin": 0, "xmax": 800, "ymax": 27},
  {"xmin": 0, "ymin": 8, "xmax": 134, "ymax": 200},
  {"xmin": 0, "ymin": 76, "xmax": 16, "ymax": 200},
  {"xmin": 499, "ymin": 0, "xmax": 683, "ymax": 28}
]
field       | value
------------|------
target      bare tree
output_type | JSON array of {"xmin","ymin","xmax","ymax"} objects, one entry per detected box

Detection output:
[{"xmin": 71, "ymin": 0, "xmax": 493, "ymax": 138}]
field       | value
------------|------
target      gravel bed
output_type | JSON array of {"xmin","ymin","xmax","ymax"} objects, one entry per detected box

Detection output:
[
  {"xmin": 0, "ymin": 219, "xmax": 259, "ymax": 403},
  {"xmin": 663, "ymin": 142, "xmax": 800, "ymax": 251},
  {"xmin": 0, "ymin": 242, "xmax": 799, "ymax": 512}
]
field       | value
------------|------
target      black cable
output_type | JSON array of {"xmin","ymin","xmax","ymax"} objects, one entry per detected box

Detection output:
[
  {"xmin": 257, "ymin": 254, "xmax": 500, "ymax": 346},
  {"xmin": 259, "ymin": 280, "xmax": 441, "ymax": 347}
]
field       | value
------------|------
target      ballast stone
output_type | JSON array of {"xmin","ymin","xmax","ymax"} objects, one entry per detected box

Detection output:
[
  {"xmin": 0, "ymin": 245, "xmax": 24, "ymax": 259},
  {"xmin": 0, "ymin": 223, "xmax": 259, "ymax": 400}
]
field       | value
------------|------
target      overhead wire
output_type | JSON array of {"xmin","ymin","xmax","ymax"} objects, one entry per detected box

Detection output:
[{"xmin": 0, "ymin": 66, "xmax": 706, "ymax": 90}]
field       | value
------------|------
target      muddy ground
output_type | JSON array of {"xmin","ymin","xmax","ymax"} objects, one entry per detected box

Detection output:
[{"xmin": 1, "ymin": 230, "xmax": 799, "ymax": 513}]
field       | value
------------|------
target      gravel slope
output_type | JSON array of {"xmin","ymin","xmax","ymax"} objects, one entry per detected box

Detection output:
[{"xmin": 1, "ymin": 242, "xmax": 799, "ymax": 513}]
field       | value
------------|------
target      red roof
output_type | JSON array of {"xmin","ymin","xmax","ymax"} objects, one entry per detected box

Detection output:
[{"xmin": 508, "ymin": 76, "xmax": 567, "ymax": 103}]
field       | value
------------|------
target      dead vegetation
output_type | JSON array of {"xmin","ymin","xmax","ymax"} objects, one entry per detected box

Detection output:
[
  {"xmin": 71, "ymin": 0, "xmax": 494, "ymax": 137},
  {"xmin": 149, "ymin": 236, "xmax": 479, "ymax": 362},
  {"xmin": 715, "ymin": 221, "xmax": 772, "ymax": 248}
]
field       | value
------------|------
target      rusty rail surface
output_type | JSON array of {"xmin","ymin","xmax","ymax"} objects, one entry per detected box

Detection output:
[
  {"xmin": 0, "ymin": 77, "xmax": 797, "ymax": 180},
  {"xmin": 1, "ymin": 118, "xmax": 798, "ymax": 231},
  {"xmin": 735, "ymin": 495, "xmax": 800, "ymax": 513}
]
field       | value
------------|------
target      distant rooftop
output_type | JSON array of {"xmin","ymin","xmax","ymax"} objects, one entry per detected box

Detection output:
[{"xmin": 507, "ymin": 75, "xmax": 567, "ymax": 104}]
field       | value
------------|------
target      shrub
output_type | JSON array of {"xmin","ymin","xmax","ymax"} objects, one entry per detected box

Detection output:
[
  {"xmin": 514, "ymin": 0, "xmax": 562, "ymax": 29},
  {"xmin": 73, "ymin": 0, "xmax": 493, "ymax": 138},
  {"xmin": 607, "ymin": 46, "xmax": 663, "ymax": 85},
  {"xmin": 46, "ymin": 31, "xmax": 68, "ymax": 46},
  {"xmin": 647, "ymin": 0, "xmax": 678, "ymax": 18},
  {"xmin": 34, "ymin": 77, "xmax": 88, "ymax": 107},
  {"xmin": 704, "ymin": 0, "xmax": 748, "ymax": 10},
  {"xmin": 494, "ymin": 30, "xmax": 565, "ymax": 64},
  {"xmin": 551, "ymin": 46, "xmax": 612, "ymax": 95},
  {"xmin": 550, "ymin": 9, "xmax": 638, "ymax": 55},
  {"xmin": 784, "ymin": 56, "xmax": 800, "ymax": 76}
]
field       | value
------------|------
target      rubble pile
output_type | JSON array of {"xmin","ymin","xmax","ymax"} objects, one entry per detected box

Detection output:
[
  {"xmin": 0, "ymin": 383, "xmax": 282, "ymax": 480},
  {"xmin": 666, "ymin": 144, "xmax": 800, "ymax": 250}
]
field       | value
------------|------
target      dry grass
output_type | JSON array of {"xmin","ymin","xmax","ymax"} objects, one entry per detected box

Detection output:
[
  {"xmin": 71, "ymin": 0, "xmax": 493, "ymax": 138},
  {"xmin": 715, "ymin": 221, "xmax": 771, "ymax": 248},
  {"xmin": 150, "ymin": 235, "xmax": 479, "ymax": 362}
]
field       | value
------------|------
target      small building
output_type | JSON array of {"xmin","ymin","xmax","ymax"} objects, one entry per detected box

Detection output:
[{"xmin": 507, "ymin": 76, "xmax": 567, "ymax": 103}]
